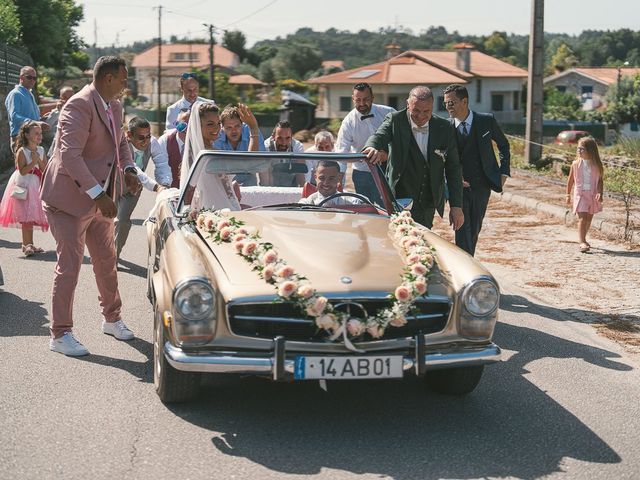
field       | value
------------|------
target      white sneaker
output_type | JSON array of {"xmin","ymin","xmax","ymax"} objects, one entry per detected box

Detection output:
[
  {"xmin": 102, "ymin": 319, "xmax": 135, "ymax": 341},
  {"xmin": 50, "ymin": 332, "xmax": 89, "ymax": 356}
]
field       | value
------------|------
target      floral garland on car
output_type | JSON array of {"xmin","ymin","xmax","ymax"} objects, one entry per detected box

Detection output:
[{"xmin": 192, "ymin": 209, "xmax": 436, "ymax": 343}]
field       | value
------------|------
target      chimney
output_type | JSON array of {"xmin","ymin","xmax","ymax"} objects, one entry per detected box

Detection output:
[
  {"xmin": 385, "ymin": 41, "xmax": 402, "ymax": 59},
  {"xmin": 454, "ymin": 43, "xmax": 474, "ymax": 72}
]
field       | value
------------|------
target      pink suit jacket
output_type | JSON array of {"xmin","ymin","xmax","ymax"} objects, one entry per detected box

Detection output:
[{"xmin": 41, "ymin": 83, "xmax": 134, "ymax": 217}]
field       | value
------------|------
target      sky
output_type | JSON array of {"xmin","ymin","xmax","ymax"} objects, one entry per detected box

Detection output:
[{"xmin": 78, "ymin": 0, "xmax": 640, "ymax": 49}]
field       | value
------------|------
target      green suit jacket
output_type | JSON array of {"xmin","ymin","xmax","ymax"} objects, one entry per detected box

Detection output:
[{"xmin": 365, "ymin": 109, "xmax": 463, "ymax": 216}]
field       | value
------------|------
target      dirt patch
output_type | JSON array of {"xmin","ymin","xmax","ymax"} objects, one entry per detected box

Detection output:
[
  {"xmin": 525, "ymin": 281, "xmax": 561, "ymax": 288},
  {"xmin": 479, "ymin": 257, "xmax": 523, "ymax": 267},
  {"xmin": 594, "ymin": 319, "xmax": 640, "ymax": 348}
]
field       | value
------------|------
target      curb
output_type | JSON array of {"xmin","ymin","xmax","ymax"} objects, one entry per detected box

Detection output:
[{"xmin": 497, "ymin": 191, "xmax": 640, "ymax": 246}]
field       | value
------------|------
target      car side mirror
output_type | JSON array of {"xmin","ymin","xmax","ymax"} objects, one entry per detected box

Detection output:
[{"xmin": 396, "ymin": 198, "xmax": 413, "ymax": 211}]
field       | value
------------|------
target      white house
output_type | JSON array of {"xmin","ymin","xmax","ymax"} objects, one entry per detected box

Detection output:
[{"xmin": 308, "ymin": 44, "xmax": 528, "ymax": 123}]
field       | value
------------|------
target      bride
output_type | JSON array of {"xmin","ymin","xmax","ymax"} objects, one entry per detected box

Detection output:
[{"xmin": 179, "ymin": 101, "xmax": 260, "ymax": 210}]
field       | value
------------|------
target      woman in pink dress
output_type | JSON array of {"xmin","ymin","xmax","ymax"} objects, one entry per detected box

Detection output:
[
  {"xmin": 0, "ymin": 120, "xmax": 49, "ymax": 256},
  {"xmin": 565, "ymin": 136, "xmax": 604, "ymax": 253}
]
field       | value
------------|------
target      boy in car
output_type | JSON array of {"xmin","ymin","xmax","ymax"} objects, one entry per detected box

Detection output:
[{"xmin": 299, "ymin": 160, "xmax": 364, "ymax": 207}]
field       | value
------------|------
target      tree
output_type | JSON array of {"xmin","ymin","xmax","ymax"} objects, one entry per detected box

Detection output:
[
  {"xmin": 14, "ymin": 0, "xmax": 84, "ymax": 68},
  {"xmin": 271, "ymin": 41, "xmax": 322, "ymax": 80},
  {"xmin": 483, "ymin": 31, "xmax": 511, "ymax": 58},
  {"xmin": 543, "ymin": 87, "xmax": 584, "ymax": 121},
  {"xmin": 223, "ymin": 30, "xmax": 247, "ymax": 62},
  {"xmin": 0, "ymin": 0, "xmax": 22, "ymax": 45},
  {"xmin": 549, "ymin": 43, "xmax": 579, "ymax": 72}
]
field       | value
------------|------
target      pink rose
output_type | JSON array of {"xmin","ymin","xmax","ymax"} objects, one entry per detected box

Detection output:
[
  {"xmin": 395, "ymin": 285, "xmax": 412, "ymax": 303},
  {"xmin": 306, "ymin": 296, "xmax": 328, "ymax": 316},
  {"xmin": 277, "ymin": 265, "xmax": 294, "ymax": 279},
  {"xmin": 237, "ymin": 227, "xmax": 249, "ymax": 235},
  {"xmin": 367, "ymin": 324, "xmax": 385, "ymax": 339},
  {"xmin": 414, "ymin": 279, "xmax": 427, "ymax": 295},
  {"xmin": 402, "ymin": 237, "xmax": 419, "ymax": 249},
  {"xmin": 233, "ymin": 234, "xmax": 246, "ymax": 242},
  {"xmin": 397, "ymin": 225, "xmax": 410, "ymax": 234},
  {"xmin": 410, "ymin": 228, "xmax": 422, "ymax": 237},
  {"xmin": 262, "ymin": 250, "xmax": 278, "ymax": 264},
  {"xmin": 205, "ymin": 218, "xmax": 215, "ymax": 230},
  {"xmin": 197, "ymin": 215, "xmax": 205, "ymax": 227},
  {"xmin": 423, "ymin": 254, "xmax": 434, "ymax": 268},
  {"xmin": 217, "ymin": 220, "xmax": 230, "ymax": 230},
  {"xmin": 297, "ymin": 285, "xmax": 314, "ymax": 299},
  {"xmin": 278, "ymin": 281, "xmax": 297, "ymax": 298},
  {"xmin": 242, "ymin": 241, "xmax": 258, "ymax": 256},
  {"xmin": 406, "ymin": 254, "xmax": 421, "ymax": 265},
  {"xmin": 219, "ymin": 226, "xmax": 233, "ymax": 241},
  {"xmin": 233, "ymin": 241, "xmax": 245, "ymax": 253},
  {"xmin": 389, "ymin": 314, "xmax": 407, "ymax": 327},
  {"xmin": 346, "ymin": 319, "xmax": 365, "ymax": 336},
  {"xmin": 263, "ymin": 265, "xmax": 275, "ymax": 281},
  {"xmin": 316, "ymin": 314, "xmax": 337, "ymax": 331},
  {"xmin": 411, "ymin": 264, "xmax": 428, "ymax": 276}
]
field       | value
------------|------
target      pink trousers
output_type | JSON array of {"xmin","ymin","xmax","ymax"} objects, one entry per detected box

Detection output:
[{"xmin": 45, "ymin": 205, "xmax": 122, "ymax": 338}]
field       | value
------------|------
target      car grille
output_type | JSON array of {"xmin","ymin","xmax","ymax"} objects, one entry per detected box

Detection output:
[{"xmin": 227, "ymin": 299, "xmax": 450, "ymax": 342}]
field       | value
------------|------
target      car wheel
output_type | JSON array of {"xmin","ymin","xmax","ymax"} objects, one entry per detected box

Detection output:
[
  {"xmin": 424, "ymin": 365, "xmax": 484, "ymax": 395},
  {"xmin": 154, "ymin": 309, "xmax": 201, "ymax": 403}
]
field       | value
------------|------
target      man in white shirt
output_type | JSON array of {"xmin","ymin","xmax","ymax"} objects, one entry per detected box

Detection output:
[
  {"xmin": 299, "ymin": 160, "xmax": 363, "ymax": 207},
  {"xmin": 335, "ymin": 83, "xmax": 395, "ymax": 205},
  {"xmin": 304, "ymin": 130, "xmax": 346, "ymax": 184},
  {"xmin": 263, "ymin": 120, "xmax": 305, "ymax": 186},
  {"xmin": 115, "ymin": 116, "xmax": 172, "ymax": 258},
  {"xmin": 165, "ymin": 73, "xmax": 210, "ymax": 130}
]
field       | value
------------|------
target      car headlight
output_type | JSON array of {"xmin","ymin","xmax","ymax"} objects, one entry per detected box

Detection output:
[
  {"xmin": 172, "ymin": 279, "xmax": 216, "ymax": 346},
  {"xmin": 459, "ymin": 279, "xmax": 499, "ymax": 338},
  {"xmin": 464, "ymin": 280, "xmax": 499, "ymax": 316}
]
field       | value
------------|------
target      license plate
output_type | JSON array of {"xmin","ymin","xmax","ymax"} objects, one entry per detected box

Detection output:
[{"xmin": 294, "ymin": 355, "xmax": 403, "ymax": 380}]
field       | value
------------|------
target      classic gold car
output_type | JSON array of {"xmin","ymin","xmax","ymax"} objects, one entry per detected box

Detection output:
[{"xmin": 146, "ymin": 152, "xmax": 501, "ymax": 402}]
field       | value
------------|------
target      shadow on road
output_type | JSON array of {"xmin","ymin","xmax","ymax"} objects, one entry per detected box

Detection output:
[
  {"xmin": 117, "ymin": 258, "xmax": 147, "ymax": 278},
  {"xmin": 0, "ymin": 291, "xmax": 49, "ymax": 337},
  {"xmin": 163, "ymin": 315, "xmax": 625, "ymax": 479},
  {"xmin": 77, "ymin": 338, "xmax": 153, "ymax": 383},
  {"xmin": 502, "ymin": 293, "xmax": 640, "ymax": 327}
]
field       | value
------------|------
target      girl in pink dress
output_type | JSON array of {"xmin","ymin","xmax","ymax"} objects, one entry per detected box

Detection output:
[
  {"xmin": 565, "ymin": 136, "xmax": 604, "ymax": 253},
  {"xmin": 0, "ymin": 121, "xmax": 49, "ymax": 256}
]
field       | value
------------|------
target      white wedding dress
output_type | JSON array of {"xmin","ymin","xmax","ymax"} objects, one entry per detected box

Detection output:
[{"xmin": 179, "ymin": 101, "xmax": 241, "ymax": 211}]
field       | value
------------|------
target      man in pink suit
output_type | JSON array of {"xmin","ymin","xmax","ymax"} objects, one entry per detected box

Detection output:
[{"xmin": 41, "ymin": 56, "xmax": 142, "ymax": 356}]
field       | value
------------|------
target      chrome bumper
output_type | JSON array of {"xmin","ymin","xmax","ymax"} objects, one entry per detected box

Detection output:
[{"xmin": 164, "ymin": 339, "xmax": 502, "ymax": 378}]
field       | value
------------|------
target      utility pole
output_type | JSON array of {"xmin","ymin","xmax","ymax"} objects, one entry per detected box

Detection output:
[
  {"xmin": 525, "ymin": 0, "xmax": 544, "ymax": 165},
  {"xmin": 156, "ymin": 5, "xmax": 163, "ymax": 133},
  {"xmin": 93, "ymin": 19, "xmax": 98, "ymax": 65},
  {"xmin": 204, "ymin": 23, "xmax": 215, "ymax": 100}
]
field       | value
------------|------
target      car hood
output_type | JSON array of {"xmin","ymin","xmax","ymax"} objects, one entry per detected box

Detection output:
[{"xmin": 196, "ymin": 210, "xmax": 483, "ymax": 297}]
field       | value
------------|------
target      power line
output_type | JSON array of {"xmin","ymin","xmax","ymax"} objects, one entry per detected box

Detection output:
[{"xmin": 222, "ymin": 0, "xmax": 279, "ymax": 27}]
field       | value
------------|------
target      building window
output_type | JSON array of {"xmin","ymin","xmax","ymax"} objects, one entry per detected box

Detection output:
[
  {"xmin": 581, "ymin": 85, "xmax": 593, "ymax": 99},
  {"xmin": 476, "ymin": 79, "xmax": 482, "ymax": 103},
  {"xmin": 513, "ymin": 91, "xmax": 520, "ymax": 111},
  {"xmin": 556, "ymin": 85, "xmax": 567, "ymax": 93},
  {"xmin": 491, "ymin": 93, "xmax": 504, "ymax": 111},
  {"xmin": 437, "ymin": 96, "xmax": 446, "ymax": 112},
  {"xmin": 339, "ymin": 96, "xmax": 351, "ymax": 111},
  {"xmin": 388, "ymin": 96, "xmax": 399, "ymax": 110},
  {"xmin": 169, "ymin": 52, "xmax": 199, "ymax": 62}
]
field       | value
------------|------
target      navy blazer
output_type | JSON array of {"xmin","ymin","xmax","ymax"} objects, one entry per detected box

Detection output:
[{"xmin": 451, "ymin": 111, "xmax": 510, "ymax": 193}]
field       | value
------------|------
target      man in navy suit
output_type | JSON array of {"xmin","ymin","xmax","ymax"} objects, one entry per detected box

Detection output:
[{"xmin": 443, "ymin": 84, "xmax": 510, "ymax": 256}]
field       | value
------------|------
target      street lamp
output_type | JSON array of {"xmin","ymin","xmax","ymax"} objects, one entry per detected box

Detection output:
[{"xmin": 616, "ymin": 60, "xmax": 630, "ymax": 102}]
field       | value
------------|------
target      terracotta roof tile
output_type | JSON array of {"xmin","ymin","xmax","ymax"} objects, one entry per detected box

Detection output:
[
  {"xmin": 228, "ymin": 74, "xmax": 266, "ymax": 86},
  {"xmin": 573, "ymin": 67, "xmax": 640, "ymax": 85},
  {"xmin": 132, "ymin": 44, "xmax": 239, "ymax": 69}
]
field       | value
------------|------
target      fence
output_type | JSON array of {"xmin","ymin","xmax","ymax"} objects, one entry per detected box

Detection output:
[{"xmin": 0, "ymin": 43, "xmax": 33, "ymax": 91}]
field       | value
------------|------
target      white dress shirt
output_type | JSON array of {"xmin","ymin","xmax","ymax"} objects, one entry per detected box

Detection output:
[
  {"xmin": 165, "ymin": 96, "xmax": 211, "ymax": 130},
  {"xmin": 335, "ymin": 103, "xmax": 396, "ymax": 171},
  {"xmin": 408, "ymin": 111, "xmax": 429, "ymax": 159},
  {"xmin": 453, "ymin": 110, "xmax": 474, "ymax": 136},
  {"xmin": 158, "ymin": 129, "xmax": 185, "ymax": 156},
  {"xmin": 299, "ymin": 191, "xmax": 363, "ymax": 206}
]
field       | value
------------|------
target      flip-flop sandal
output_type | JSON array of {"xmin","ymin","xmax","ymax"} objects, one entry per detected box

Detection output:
[
  {"xmin": 23, "ymin": 244, "xmax": 36, "ymax": 257},
  {"xmin": 579, "ymin": 243, "xmax": 590, "ymax": 253},
  {"xmin": 32, "ymin": 246, "xmax": 44, "ymax": 253}
]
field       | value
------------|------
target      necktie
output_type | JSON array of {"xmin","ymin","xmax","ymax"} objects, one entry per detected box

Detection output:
[
  {"xmin": 134, "ymin": 150, "xmax": 144, "ymax": 169},
  {"xmin": 460, "ymin": 122, "xmax": 468, "ymax": 136},
  {"xmin": 360, "ymin": 114, "xmax": 374, "ymax": 120},
  {"xmin": 413, "ymin": 126, "xmax": 429, "ymax": 134}
]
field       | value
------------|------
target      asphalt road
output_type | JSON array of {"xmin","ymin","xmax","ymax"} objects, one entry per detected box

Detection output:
[{"xmin": 1, "ymin": 188, "xmax": 639, "ymax": 480}]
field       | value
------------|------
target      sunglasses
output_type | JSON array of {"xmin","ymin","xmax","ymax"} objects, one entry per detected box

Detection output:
[
  {"xmin": 443, "ymin": 99, "xmax": 458, "ymax": 107},
  {"xmin": 181, "ymin": 73, "xmax": 197, "ymax": 79},
  {"xmin": 136, "ymin": 134, "xmax": 152, "ymax": 141},
  {"xmin": 23, "ymin": 75, "xmax": 37, "ymax": 81}
]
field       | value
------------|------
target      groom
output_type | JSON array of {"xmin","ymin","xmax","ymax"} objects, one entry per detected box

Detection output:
[{"xmin": 363, "ymin": 86, "xmax": 464, "ymax": 230}]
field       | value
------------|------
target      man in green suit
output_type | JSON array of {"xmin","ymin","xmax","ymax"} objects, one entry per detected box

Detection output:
[{"xmin": 363, "ymin": 86, "xmax": 464, "ymax": 230}]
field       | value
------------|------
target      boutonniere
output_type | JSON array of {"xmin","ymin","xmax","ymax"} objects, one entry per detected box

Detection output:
[{"xmin": 434, "ymin": 149, "xmax": 447, "ymax": 160}]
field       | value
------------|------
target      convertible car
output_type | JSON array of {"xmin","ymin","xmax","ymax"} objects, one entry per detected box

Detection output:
[{"xmin": 146, "ymin": 151, "xmax": 501, "ymax": 402}]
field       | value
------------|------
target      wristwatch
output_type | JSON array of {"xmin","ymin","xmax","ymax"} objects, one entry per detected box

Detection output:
[{"xmin": 124, "ymin": 166, "xmax": 137, "ymax": 175}]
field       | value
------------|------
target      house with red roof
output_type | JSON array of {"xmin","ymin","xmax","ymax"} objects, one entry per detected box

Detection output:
[
  {"xmin": 132, "ymin": 43, "xmax": 240, "ymax": 105},
  {"xmin": 308, "ymin": 44, "xmax": 527, "ymax": 123}
]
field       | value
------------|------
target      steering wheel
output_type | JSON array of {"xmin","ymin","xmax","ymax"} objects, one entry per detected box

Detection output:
[{"xmin": 317, "ymin": 192, "xmax": 374, "ymax": 207}]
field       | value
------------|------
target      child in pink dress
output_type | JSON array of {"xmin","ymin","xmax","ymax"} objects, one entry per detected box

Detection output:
[
  {"xmin": 0, "ymin": 120, "xmax": 49, "ymax": 256},
  {"xmin": 565, "ymin": 136, "xmax": 604, "ymax": 253}
]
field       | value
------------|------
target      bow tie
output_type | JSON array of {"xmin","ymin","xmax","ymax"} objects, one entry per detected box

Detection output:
[
  {"xmin": 412, "ymin": 126, "xmax": 429, "ymax": 134},
  {"xmin": 360, "ymin": 114, "xmax": 374, "ymax": 120}
]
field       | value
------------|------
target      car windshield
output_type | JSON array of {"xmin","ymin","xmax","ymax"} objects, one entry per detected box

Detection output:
[{"xmin": 176, "ymin": 151, "xmax": 401, "ymax": 216}]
